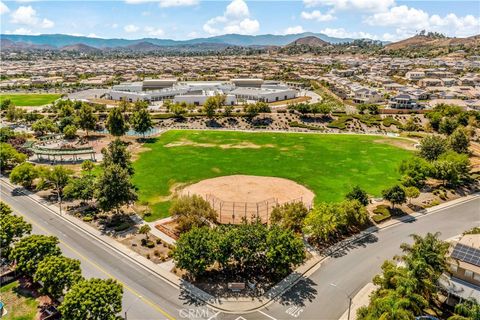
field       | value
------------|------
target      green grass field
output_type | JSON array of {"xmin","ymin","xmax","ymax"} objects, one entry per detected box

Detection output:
[
  {"xmin": 0, "ymin": 281, "xmax": 38, "ymax": 320},
  {"xmin": 0, "ymin": 93, "xmax": 61, "ymax": 106},
  {"xmin": 133, "ymin": 130, "xmax": 413, "ymax": 221}
]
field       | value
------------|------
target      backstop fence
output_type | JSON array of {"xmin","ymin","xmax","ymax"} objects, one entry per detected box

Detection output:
[{"xmin": 203, "ymin": 194, "xmax": 312, "ymax": 224}]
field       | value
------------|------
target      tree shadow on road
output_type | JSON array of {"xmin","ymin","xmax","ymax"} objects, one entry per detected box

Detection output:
[
  {"xmin": 274, "ymin": 277, "xmax": 317, "ymax": 307},
  {"xmin": 177, "ymin": 280, "xmax": 211, "ymax": 307},
  {"xmin": 325, "ymin": 233, "xmax": 379, "ymax": 259}
]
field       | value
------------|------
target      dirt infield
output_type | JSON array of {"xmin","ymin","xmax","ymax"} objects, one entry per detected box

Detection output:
[{"xmin": 181, "ymin": 175, "xmax": 314, "ymax": 224}]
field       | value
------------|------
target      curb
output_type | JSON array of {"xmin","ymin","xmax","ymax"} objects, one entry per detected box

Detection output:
[{"xmin": 3, "ymin": 176, "xmax": 479, "ymax": 313}]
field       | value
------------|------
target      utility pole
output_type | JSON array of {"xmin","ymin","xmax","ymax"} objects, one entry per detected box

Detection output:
[{"xmin": 330, "ymin": 283, "xmax": 352, "ymax": 320}]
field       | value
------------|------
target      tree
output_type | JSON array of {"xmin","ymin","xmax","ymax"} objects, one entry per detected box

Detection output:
[
  {"xmin": 1, "ymin": 98, "xmax": 12, "ymax": 111},
  {"xmin": 203, "ymin": 96, "xmax": 218, "ymax": 118},
  {"xmin": 449, "ymin": 126, "xmax": 469, "ymax": 154},
  {"xmin": 303, "ymin": 203, "xmax": 341, "ymax": 242},
  {"xmin": 382, "ymin": 185, "xmax": 406, "ymax": 209},
  {"xmin": 9, "ymin": 234, "xmax": 61, "ymax": 275},
  {"xmin": 0, "ymin": 202, "xmax": 32, "ymax": 251},
  {"xmin": 101, "ymin": 138, "xmax": 133, "ymax": 175},
  {"xmin": 106, "ymin": 107, "xmax": 128, "ymax": 137},
  {"xmin": 34, "ymin": 255, "xmax": 83, "ymax": 299},
  {"xmin": 0, "ymin": 142, "xmax": 27, "ymax": 171},
  {"xmin": 9, "ymin": 162, "xmax": 39, "ymax": 188},
  {"xmin": 0, "ymin": 202, "xmax": 13, "ymax": 217},
  {"xmin": 358, "ymin": 233, "xmax": 448, "ymax": 320},
  {"xmin": 399, "ymin": 156, "xmax": 432, "ymax": 187},
  {"xmin": 433, "ymin": 151, "xmax": 471, "ymax": 186},
  {"xmin": 5, "ymin": 105, "xmax": 25, "ymax": 122},
  {"xmin": 172, "ymin": 226, "xmax": 216, "ymax": 277},
  {"xmin": 223, "ymin": 105, "xmax": 234, "ymax": 117},
  {"xmin": 345, "ymin": 185, "xmax": 369, "ymax": 206},
  {"xmin": 439, "ymin": 117, "xmax": 458, "ymax": 135},
  {"xmin": 59, "ymin": 278, "xmax": 123, "ymax": 320},
  {"xmin": 76, "ymin": 103, "xmax": 97, "ymax": 136},
  {"xmin": 170, "ymin": 103, "xmax": 187, "ymax": 118},
  {"xmin": 63, "ymin": 124, "xmax": 78, "ymax": 139},
  {"xmin": 270, "ymin": 202, "xmax": 308, "ymax": 233},
  {"xmin": 0, "ymin": 126, "xmax": 15, "ymax": 142},
  {"xmin": 43, "ymin": 166, "xmax": 73, "ymax": 198},
  {"xmin": 64, "ymin": 175, "xmax": 95, "ymax": 204},
  {"xmin": 81, "ymin": 159, "xmax": 95, "ymax": 174},
  {"xmin": 31, "ymin": 118, "xmax": 58, "ymax": 136},
  {"xmin": 169, "ymin": 195, "xmax": 217, "ymax": 233},
  {"xmin": 138, "ymin": 224, "xmax": 151, "ymax": 240},
  {"xmin": 338, "ymin": 199, "xmax": 369, "ymax": 228},
  {"xmin": 404, "ymin": 186, "xmax": 420, "ymax": 204},
  {"xmin": 449, "ymin": 298, "xmax": 480, "ymax": 320},
  {"xmin": 244, "ymin": 102, "xmax": 271, "ymax": 120},
  {"xmin": 130, "ymin": 107, "xmax": 153, "ymax": 138},
  {"xmin": 265, "ymin": 226, "xmax": 305, "ymax": 276},
  {"xmin": 95, "ymin": 164, "xmax": 137, "ymax": 214},
  {"xmin": 400, "ymin": 233, "xmax": 449, "ymax": 302},
  {"xmin": 419, "ymin": 135, "xmax": 447, "ymax": 161}
]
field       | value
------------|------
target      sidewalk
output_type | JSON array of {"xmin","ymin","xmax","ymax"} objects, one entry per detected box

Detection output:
[
  {"xmin": 338, "ymin": 283, "xmax": 376, "ymax": 320},
  {"xmin": 2, "ymin": 176, "xmax": 479, "ymax": 313}
]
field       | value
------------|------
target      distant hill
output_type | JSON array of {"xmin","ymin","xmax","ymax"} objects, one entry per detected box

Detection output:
[
  {"xmin": 1, "ymin": 38, "xmax": 54, "ymax": 50},
  {"xmin": 0, "ymin": 32, "xmax": 355, "ymax": 49},
  {"xmin": 124, "ymin": 41, "xmax": 163, "ymax": 52},
  {"xmin": 60, "ymin": 43, "xmax": 101, "ymax": 53},
  {"xmin": 286, "ymin": 36, "xmax": 329, "ymax": 47},
  {"xmin": 385, "ymin": 34, "xmax": 479, "ymax": 50}
]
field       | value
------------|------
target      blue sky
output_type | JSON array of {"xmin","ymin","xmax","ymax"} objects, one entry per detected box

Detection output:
[{"xmin": 1, "ymin": 0, "xmax": 479, "ymax": 41}]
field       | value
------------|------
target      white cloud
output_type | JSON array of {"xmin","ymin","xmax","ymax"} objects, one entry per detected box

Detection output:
[
  {"xmin": 320, "ymin": 27, "xmax": 378, "ymax": 39},
  {"xmin": 111, "ymin": 23, "xmax": 119, "ymax": 29},
  {"xmin": 10, "ymin": 5, "xmax": 54, "ymax": 28},
  {"xmin": 87, "ymin": 33, "xmax": 100, "ymax": 38},
  {"xmin": 301, "ymin": 10, "xmax": 335, "ymax": 22},
  {"xmin": 304, "ymin": 0, "xmax": 395, "ymax": 13},
  {"xmin": 158, "ymin": 0, "xmax": 198, "ymax": 7},
  {"xmin": 125, "ymin": 0, "xmax": 198, "ymax": 7},
  {"xmin": 366, "ymin": 5, "xmax": 480, "ymax": 38},
  {"xmin": 144, "ymin": 26, "xmax": 164, "ymax": 36},
  {"xmin": 40, "ymin": 18, "xmax": 54, "ymax": 28},
  {"xmin": 284, "ymin": 26, "xmax": 305, "ymax": 34},
  {"xmin": 0, "ymin": 1, "xmax": 9, "ymax": 15},
  {"xmin": 124, "ymin": 24, "xmax": 140, "ymax": 33},
  {"xmin": 4, "ymin": 27, "xmax": 38, "ymax": 35},
  {"xmin": 203, "ymin": 0, "xmax": 260, "ymax": 35}
]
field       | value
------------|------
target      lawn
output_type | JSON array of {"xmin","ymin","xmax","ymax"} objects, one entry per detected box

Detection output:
[
  {"xmin": 0, "ymin": 281, "xmax": 39, "ymax": 320},
  {"xmin": 0, "ymin": 93, "xmax": 61, "ymax": 106},
  {"xmin": 133, "ymin": 130, "xmax": 413, "ymax": 222}
]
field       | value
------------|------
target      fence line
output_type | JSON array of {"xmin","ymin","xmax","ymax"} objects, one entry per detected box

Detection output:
[{"xmin": 203, "ymin": 193, "xmax": 312, "ymax": 225}]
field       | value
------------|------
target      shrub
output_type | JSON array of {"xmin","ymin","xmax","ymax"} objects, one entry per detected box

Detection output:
[
  {"xmin": 372, "ymin": 205, "xmax": 391, "ymax": 223},
  {"xmin": 113, "ymin": 222, "xmax": 131, "ymax": 232},
  {"xmin": 82, "ymin": 216, "xmax": 93, "ymax": 222},
  {"xmin": 146, "ymin": 241, "xmax": 155, "ymax": 248}
]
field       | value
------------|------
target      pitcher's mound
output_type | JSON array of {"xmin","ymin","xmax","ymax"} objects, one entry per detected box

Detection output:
[{"xmin": 181, "ymin": 175, "xmax": 314, "ymax": 207}]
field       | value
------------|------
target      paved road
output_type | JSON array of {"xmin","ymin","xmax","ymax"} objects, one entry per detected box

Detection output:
[
  {"xmin": 0, "ymin": 182, "xmax": 216, "ymax": 320},
  {"xmin": 1, "ymin": 179, "xmax": 479, "ymax": 320}
]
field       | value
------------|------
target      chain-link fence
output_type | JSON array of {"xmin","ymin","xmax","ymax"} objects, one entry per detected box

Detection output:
[{"xmin": 204, "ymin": 194, "xmax": 312, "ymax": 224}]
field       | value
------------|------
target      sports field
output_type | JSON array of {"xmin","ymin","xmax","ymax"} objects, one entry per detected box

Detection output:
[
  {"xmin": 133, "ymin": 130, "xmax": 413, "ymax": 221},
  {"xmin": 0, "ymin": 93, "xmax": 61, "ymax": 106}
]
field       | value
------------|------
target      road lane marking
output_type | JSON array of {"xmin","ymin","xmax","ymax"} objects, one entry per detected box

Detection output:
[
  {"xmin": 207, "ymin": 311, "xmax": 220, "ymax": 320},
  {"xmin": 258, "ymin": 310, "xmax": 278, "ymax": 320},
  {"xmin": 4, "ymin": 194, "xmax": 176, "ymax": 320}
]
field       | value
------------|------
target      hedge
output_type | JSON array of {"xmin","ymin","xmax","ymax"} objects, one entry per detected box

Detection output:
[{"xmin": 372, "ymin": 205, "xmax": 391, "ymax": 223}]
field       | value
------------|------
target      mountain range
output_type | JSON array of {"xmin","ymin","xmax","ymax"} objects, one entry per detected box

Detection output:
[{"xmin": 0, "ymin": 32, "xmax": 356, "ymax": 49}]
